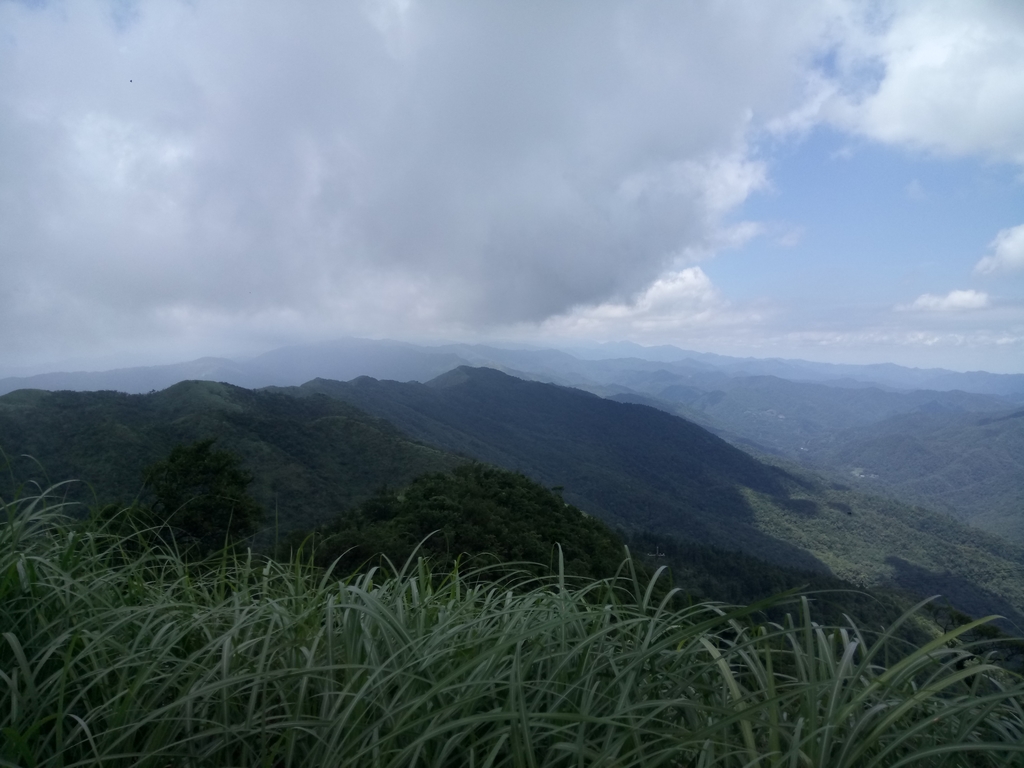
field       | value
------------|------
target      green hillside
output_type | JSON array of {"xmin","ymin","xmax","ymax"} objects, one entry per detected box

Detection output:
[
  {"xmin": 0, "ymin": 382, "xmax": 459, "ymax": 534},
  {"xmin": 607, "ymin": 379, "xmax": 1022, "ymax": 542},
  {"xmin": 283, "ymin": 369, "xmax": 826, "ymax": 569},
  {"xmin": 803, "ymin": 408, "xmax": 1024, "ymax": 541},
  {"xmin": 286, "ymin": 367, "xmax": 1024, "ymax": 627}
]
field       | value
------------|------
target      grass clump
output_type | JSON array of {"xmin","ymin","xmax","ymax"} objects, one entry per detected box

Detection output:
[{"xmin": 3, "ymin": 487, "xmax": 1024, "ymax": 767}]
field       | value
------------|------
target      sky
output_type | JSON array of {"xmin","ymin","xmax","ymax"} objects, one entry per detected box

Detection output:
[{"xmin": 2, "ymin": 1, "xmax": 1023, "ymax": 376}]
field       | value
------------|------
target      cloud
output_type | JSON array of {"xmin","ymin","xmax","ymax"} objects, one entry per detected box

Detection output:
[
  {"xmin": 898, "ymin": 290, "xmax": 990, "ymax": 312},
  {"xmin": 975, "ymin": 224, "xmax": 1024, "ymax": 274},
  {"xmin": 824, "ymin": 2, "xmax": 1024, "ymax": 165},
  {"xmin": 538, "ymin": 267, "xmax": 763, "ymax": 342},
  {"xmin": 0, "ymin": 1, "xmax": 845, "ymax": 367},
  {"xmin": 0, "ymin": 1, "xmax": 1021, "ymax": 373}
]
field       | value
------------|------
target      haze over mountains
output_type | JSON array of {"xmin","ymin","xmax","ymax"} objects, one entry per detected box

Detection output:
[{"xmin": 4, "ymin": 337, "xmax": 1024, "ymax": 399}]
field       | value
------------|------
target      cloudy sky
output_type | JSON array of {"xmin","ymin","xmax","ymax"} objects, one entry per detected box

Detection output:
[{"xmin": 2, "ymin": 1, "xmax": 1023, "ymax": 375}]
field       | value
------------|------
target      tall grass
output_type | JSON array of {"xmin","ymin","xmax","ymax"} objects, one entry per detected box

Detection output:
[{"xmin": 2, "ymin": 487, "xmax": 1023, "ymax": 767}]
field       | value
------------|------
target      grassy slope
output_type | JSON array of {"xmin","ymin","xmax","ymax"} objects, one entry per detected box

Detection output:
[
  {"xmin": 5, "ymin": 495, "xmax": 1024, "ymax": 768},
  {"xmin": 0, "ymin": 381, "xmax": 459, "ymax": 534},
  {"xmin": 288, "ymin": 368, "xmax": 1024, "ymax": 627}
]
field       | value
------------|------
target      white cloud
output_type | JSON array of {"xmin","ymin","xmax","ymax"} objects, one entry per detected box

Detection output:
[
  {"xmin": 975, "ymin": 224, "xmax": 1024, "ymax": 274},
  {"xmin": 824, "ymin": 2, "xmax": 1024, "ymax": 165},
  {"xmin": 539, "ymin": 267, "xmax": 763, "ymax": 342},
  {"xmin": 899, "ymin": 289, "xmax": 990, "ymax": 312}
]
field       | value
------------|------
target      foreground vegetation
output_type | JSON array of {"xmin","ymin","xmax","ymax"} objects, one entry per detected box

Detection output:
[{"xmin": 4, "ymin": 490, "xmax": 1024, "ymax": 767}]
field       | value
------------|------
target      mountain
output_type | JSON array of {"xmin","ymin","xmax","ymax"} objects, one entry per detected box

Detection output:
[
  {"xmin": 606, "ymin": 376, "xmax": 1023, "ymax": 541},
  {"xmin": 563, "ymin": 342, "xmax": 1024, "ymax": 398},
  {"xmin": 281, "ymin": 368, "xmax": 824, "ymax": 568},
  {"xmin": 4, "ymin": 367, "xmax": 1024, "ymax": 627},
  {"xmin": 0, "ymin": 381, "xmax": 459, "ymax": 534},
  {"xmin": 0, "ymin": 338, "xmax": 470, "ymax": 396},
  {"xmin": 279, "ymin": 367, "xmax": 1024, "ymax": 627},
  {"xmin": 5, "ymin": 336, "xmax": 1024, "ymax": 400},
  {"xmin": 5, "ymin": 336, "xmax": 1020, "ymax": 546},
  {"xmin": 0, "ymin": 357, "xmax": 252, "ymax": 397},
  {"xmin": 800, "ymin": 407, "xmax": 1024, "ymax": 541},
  {"xmin": 0, "ymin": 382, "xmax": 914, "ymax": 630},
  {"xmin": 606, "ymin": 373, "xmax": 1011, "ymax": 456}
]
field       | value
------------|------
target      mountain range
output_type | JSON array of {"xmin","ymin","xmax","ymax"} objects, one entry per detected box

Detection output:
[
  {"xmin": 7, "ymin": 337, "xmax": 1017, "ymax": 544},
  {"xmin": 3, "ymin": 366, "xmax": 1023, "ymax": 630},
  {"xmin": 4, "ymin": 337, "xmax": 1024, "ymax": 399}
]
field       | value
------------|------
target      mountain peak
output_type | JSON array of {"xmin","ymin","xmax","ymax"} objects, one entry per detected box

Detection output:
[{"xmin": 426, "ymin": 365, "xmax": 510, "ymax": 389}]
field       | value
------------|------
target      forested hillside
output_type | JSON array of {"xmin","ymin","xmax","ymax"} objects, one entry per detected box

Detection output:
[
  {"xmin": 802, "ymin": 407, "xmax": 1024, "ymax": 541},
  {"xmin": 290, "ymin": 463, "xmax": 930, "ymax": 634},
  {"xmin": 0, "ymin": 381, "xmax": 459, "ymax": 533},
  {"xmin": 285, "ymin": 367, "xmax": 1024, "ymax": 627},
  {"xmin": 296, "ymin": 463, "xmax": 629, "ymax": 581}
]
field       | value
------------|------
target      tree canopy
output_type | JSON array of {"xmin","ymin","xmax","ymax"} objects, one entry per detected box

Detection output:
[
  {"xmin": 297, "ymin": 463, "xmax": 627, "ymax": 580},
  {"xmin": 143, "ymin": 438, "xmax": 263, "ymax": 553}
]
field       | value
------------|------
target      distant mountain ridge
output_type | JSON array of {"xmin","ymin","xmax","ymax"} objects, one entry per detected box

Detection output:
[
  {"xmin": 3, "ymin": 337, "xmax": 1022, "ymax": 398},
  {"xmin": 605, "ymin": 373, "xmax": 1011, "ymax": 455},
  {"xmin": 563, "ymin": 341, "xmax": 1024, "ymax": 397},
  {"xmin": 0, "ymin": 339, "xmax": 473, "ymax": 396}
]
